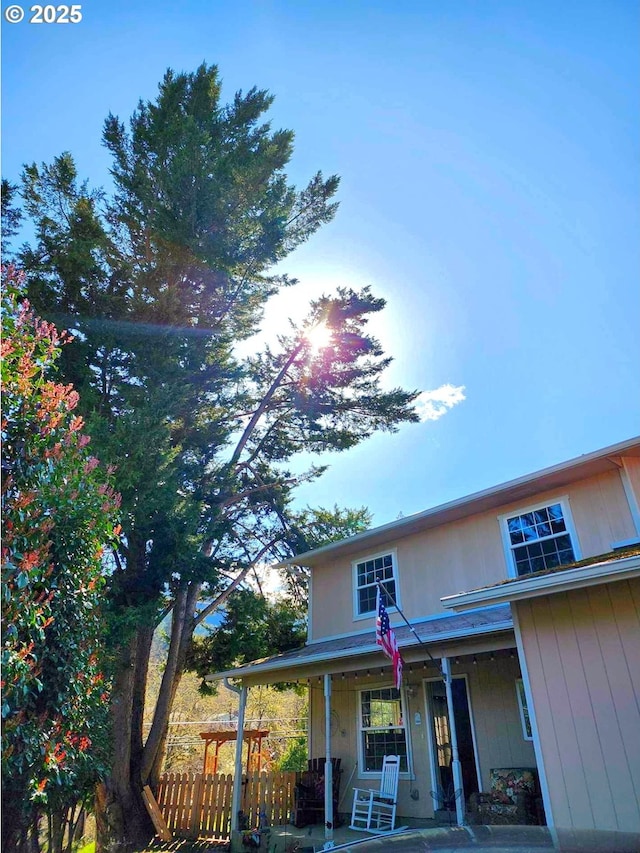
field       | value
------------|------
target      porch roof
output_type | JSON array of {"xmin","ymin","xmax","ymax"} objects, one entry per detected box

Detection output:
[
  {"xmin": 441, "ymin": 548, "xmax": 640, "ymax": 612},
  {"xmin": 206, "ymin": 603, "xmax": 513, "ymax": 683}
]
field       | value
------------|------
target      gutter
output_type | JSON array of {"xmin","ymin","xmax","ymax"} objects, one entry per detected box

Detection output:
[
  {"xmin": 206, "ymin": 617, "xmax": 514, "ymax": 682},
  {"xmin": 223, "ymin": 676, "xmax": 241, "ymax": 694}
]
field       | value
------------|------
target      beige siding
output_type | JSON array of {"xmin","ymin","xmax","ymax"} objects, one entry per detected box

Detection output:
[
  {"xmin": 516, "ymin": 579, "xmax": 640, "ymax": 832},
  {"xmin": 567, "ymin": 469, "xmax": 639, "ymax": 556},
  {"xmin": 309, "ymin": 513, "xmax": 511, "ymax": 641},
  {"xmin": 624, "ymin": 456, "xmax": 640, "ymax": 504},
  {"xmin": 464, "ymin": 655, "xmax": 536, "ymax": 788},
  {"xmin": 396, "ymin": 514, "xmax": 508, "ymax": 619},
  {"xmin": 310, "ymin": 471, "xmax": 637, "ymax": 641},
  {"xmin": 622, "ymin": 456, "xmax": 640, "ymax": 531},
  {"xmin": 309, "ymin": 554, "xmax": 354, "ymax": 639},
  {"xmin": 308, "ymin": 656, "xmax": 535, "ymax": 819}
]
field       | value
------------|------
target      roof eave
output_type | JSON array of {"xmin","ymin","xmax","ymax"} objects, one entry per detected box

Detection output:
[
  {"xmin": 206, "ymin": 616, "xmax": 514, "ymax": 683},
  {"xmin": 275, "ymin": 436, "xmax": 640, "ymax": 568},
  {"xmin": 441, "ymin": 554, "xmax": 640, "ymax": 612}
]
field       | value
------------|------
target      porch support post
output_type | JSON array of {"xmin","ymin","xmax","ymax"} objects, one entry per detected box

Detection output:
[
  {"xmin": 324, "ymin": 673, "xmax": 334, "ymax": 842},
  {"xmin": 230, "ymin": 681, "xmax": 248, "ymax": 833},
  {"xmin": 441, "ymin": 656, "xmax": 465, "ymax": 826}
]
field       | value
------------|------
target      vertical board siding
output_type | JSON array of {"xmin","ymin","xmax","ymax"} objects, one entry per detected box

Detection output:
[
  {"xmin": 567, "ymin": 470, "xmax": 635, "ymax": 555},
  {"xmin": 550, "ymin": 592, "xmax": 615, "ymax": 828},
  {"xmin": 583, "ymin": 585, "xmax": 640, "ymax": 830},
  {"xmin": 155, "ymin": 771, "xmax": 296, "ymax": 840},
  {"xmin": 465, "ymin": 656, "xmax": 536, "ymax": 788},
  {"xmin": 517, "ymin": 600, "xmax": 573, "ymax": 826},
  {"xmin": 617, "ymin": 578, "xmax": 640, "ymax": 691},
  {"xmin": 516, "ymin": 579, "xmax": 640, "ymax": 832},
  {"xmin": 311, "ymin": 471, "xmax": 636, "ymax": 642},
  {"xmin": 624, "ymin": 457, "xmax": 640, "ymax": 510}
]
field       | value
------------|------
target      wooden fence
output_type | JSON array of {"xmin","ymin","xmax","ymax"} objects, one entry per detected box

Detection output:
[{"xmin": 156, "ymin": 771, "xmax": 298, "ymax": 840}]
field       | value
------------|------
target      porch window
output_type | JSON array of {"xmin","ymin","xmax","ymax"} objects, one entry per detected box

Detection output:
[
  {"xmin": 501, "ymin": 499, "xmax": 578, "ymax": 577},
  {"xmin": 354, "ymin": 550, "xmax": 398, "ymax": 616},
  {"xmin": 359, "ymin": 687, "xmax": 408, "ymax": 773}
]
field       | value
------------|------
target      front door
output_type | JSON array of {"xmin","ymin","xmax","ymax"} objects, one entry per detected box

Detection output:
[{"xmin": 424, "ymin": 677, "xmax": 479, "ymax": 811}]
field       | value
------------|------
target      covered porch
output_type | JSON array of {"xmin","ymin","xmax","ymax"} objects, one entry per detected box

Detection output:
[{"xmin": 209, "ymin": 604, "xmax": 544, "ymax": 849}]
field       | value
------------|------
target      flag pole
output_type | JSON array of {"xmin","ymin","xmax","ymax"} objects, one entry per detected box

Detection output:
[
  {"xmin": 376, "ymin": 580, "xmax": 443, "ymax": 676},
  {"xmin": 377, "ymin": 581, "xmax": 464, "ymax": 823}
]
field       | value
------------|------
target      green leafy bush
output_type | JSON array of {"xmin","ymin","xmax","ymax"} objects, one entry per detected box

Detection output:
[{"xmin": 1, "ymin": 266, "xmax": 121, "ymax": 851}]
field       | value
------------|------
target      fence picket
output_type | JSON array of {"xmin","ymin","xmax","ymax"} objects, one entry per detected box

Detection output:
[
  {"xmin": 156, "ymin": 770, "xmax": 297, "ymax": 840},
  {"xmin": 169, "ymin": 772, "xmax": 181, "ymax": 831},
  {"xmin": 189, "ymin": 773, "xmax": 204, "ymax": 839},
  {"xmin": 201, "ymin": 773, "xmax": 214, "ymax": 836}
]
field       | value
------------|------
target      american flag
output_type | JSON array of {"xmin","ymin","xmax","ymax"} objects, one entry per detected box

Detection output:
[{"xmin": 376, "ymin": 585, "xmax": 403, "ymax": 690}]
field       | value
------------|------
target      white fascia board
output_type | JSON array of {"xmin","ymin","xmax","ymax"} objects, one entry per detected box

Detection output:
[
  {"xmin": 205, "ymin": 644, "xmax": 381, "ymax": 682},
  {"xmin": 441, "ymin": 554, "xmax": 640, "ymax": 612},
  {"xmin": 306, "ymin": 603, "xmax": 508, "ymax": 645},
  {"xmin": 273, "ymin": 436, "xmax": 640, "ymax": 568},
  {"xmin": 206, "ymin": 618, "xmax": 513, "ymax": 683}
]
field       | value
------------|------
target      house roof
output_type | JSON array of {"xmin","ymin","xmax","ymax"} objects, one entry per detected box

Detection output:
[
  {"xmin": 206, "ymin": 603, "xmax": 513, "ymax": 683},
  {"xmin": 275, "ymin": 436, "xmax": 640, "ymax": 568},
  {"xmin": 441, "ymin": 547, "xmax": 640, "ymax": 612}
]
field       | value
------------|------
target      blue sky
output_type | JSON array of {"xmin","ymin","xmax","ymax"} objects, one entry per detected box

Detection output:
[{"xmin": 2, "ymin": 1, "xmax": 639, "ymax": 526}]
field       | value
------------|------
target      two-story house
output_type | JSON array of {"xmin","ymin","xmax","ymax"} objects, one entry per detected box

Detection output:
[{"xmin": 210, "ymin": 436, "xmax": 640, "ymax": 836}]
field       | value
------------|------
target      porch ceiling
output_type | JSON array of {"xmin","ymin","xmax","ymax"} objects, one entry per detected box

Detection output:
[{"xmin": 206, "ymin": 603, "xmax": 513, "ymax": 685}]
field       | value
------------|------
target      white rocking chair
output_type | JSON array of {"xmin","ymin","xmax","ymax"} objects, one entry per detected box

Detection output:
[{"xmin": 349, "ymin": 755, "xmax": 401, "ymax": 834}]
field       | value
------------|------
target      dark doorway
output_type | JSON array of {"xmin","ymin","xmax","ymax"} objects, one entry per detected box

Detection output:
[{"xmin": 425, "ymin": 677, "xmax": 479, "ymax": 809}]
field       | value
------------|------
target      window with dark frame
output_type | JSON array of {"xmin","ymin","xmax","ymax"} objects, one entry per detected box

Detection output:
[
  {"xmin": 355, "ymin": 552, "xmax": 396, "ymax": 615},
  {"xmin": 506, "ymin": 502, "xmax": 575, "ymax": 576},
  {"xmin": 359, "ymin": 687, "xmax": 408, "ymax": 772}
]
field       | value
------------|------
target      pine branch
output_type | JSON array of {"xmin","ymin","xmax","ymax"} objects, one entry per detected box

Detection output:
[{"xmin": 193, "ymin": 537, "xmax": 280, "ymax": 628}]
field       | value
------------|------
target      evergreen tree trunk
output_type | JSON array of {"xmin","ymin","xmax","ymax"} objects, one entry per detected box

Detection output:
[
  {"xmin": 96, "ymin": 630, "xmax": 153, "ymax": 852},
  {"xmin": 143, "ymin": 582, "xmax": 199, "ymax": 788},
  {"xmin": 145, "ymin": 565, "xmax": 264, "ymax": 786},
  {"xmin": 129, "ymin": 622, "xmax": 155, "ymax": 788},
  {"xmin": 97, "ymin": 583, "xmax": 200, "ymax": 847},
  {"xmin": 147, "ymin": 663, "xmax": 185, "ymax": 790}
]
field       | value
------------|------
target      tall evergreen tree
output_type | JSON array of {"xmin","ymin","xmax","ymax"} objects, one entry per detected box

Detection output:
[
  {"xmin": 17, "ymin": 64, "xmax": 419, "ymax": 848},
  {"xmin": 187, "ymin": 505, "xmax": 373, "ymax": 680},
  {"xmin": 1, "ymin": 180, "xmax": 22, "ymax": 258}
]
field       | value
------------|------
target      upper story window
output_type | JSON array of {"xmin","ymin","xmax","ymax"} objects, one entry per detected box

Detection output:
[
  {"xmin": 501, "ymin": 498, "xmax": 579, "ymax": 577},
  {"xmin": 353, "ymin": 550, "xmax": 398, "ymax": 617}
]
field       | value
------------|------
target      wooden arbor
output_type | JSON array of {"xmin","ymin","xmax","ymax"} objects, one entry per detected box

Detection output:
[{"xmin": 200, "ymin": 729, "xmax": 270, "ymax": 774}]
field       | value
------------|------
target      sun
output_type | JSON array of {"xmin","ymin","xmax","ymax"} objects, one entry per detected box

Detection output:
[{"xmin": 304, "ymin": 322, "xmax": 333, "ymax": 353}]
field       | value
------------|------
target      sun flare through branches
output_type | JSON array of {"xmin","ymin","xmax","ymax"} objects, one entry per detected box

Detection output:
[{"xmin": 303, "ymin": 322, "xmax": 333, "ymax": 353}]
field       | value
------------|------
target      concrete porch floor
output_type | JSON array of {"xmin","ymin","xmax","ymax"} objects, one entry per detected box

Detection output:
[{"xmin": 232, "ymin": 816, "xmax": 443, "ymax": 852}]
